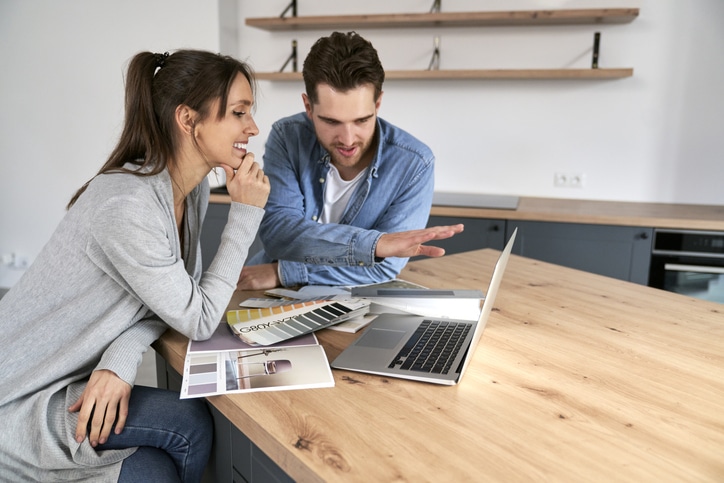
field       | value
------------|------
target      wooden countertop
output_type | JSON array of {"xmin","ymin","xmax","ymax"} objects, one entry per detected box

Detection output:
[
  {"xmin": 431, "ymin": 196, "xmax": 724, "ymax": 231},
  {"xmin": 154, "ymin": 250, "xmax": 724, "ymax": 482},
  {"xmin": 209, "ymin": 193, "xmax": 724, "ymax": 231}
]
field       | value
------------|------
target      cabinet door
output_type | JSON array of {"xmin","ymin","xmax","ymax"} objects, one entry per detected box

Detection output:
[
  {"xmin": 427, "ymin": 216, "xmax": 506, "ymax": 254},
  {"xmin": 200, "ymin": 203, "xmax": 230, "ymax": 271},
  {"xmin": 507, "ymin": 221, "xmax": 652, "ymax": 284},
  {"xmin": 201, "ymin": 203, "xmax": 264, "ymax": 270}
]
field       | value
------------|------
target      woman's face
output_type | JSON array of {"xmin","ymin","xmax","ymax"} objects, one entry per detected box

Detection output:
[{"xmin": 194, "ymin": 72, "xmax": 259, "ymax": 170}]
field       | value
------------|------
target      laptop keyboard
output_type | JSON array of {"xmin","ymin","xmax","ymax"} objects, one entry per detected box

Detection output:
[{"xmin": 388, "ymin": 320, "xmax": 472, "ymax": 374}]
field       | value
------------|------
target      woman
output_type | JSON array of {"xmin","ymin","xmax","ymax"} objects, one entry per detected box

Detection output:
[{"xmin": 0, "ymin": 50, "xmax": 269, "ymax": 481}]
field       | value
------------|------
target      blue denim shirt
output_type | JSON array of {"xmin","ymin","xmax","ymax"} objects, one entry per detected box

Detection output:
[{"xmin": 249, "ymin": 112, "xmax": 434, "ymax": 287}]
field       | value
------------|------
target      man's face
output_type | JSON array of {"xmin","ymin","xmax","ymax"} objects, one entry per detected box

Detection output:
[{"xmin": 304, "ymin": 83, "xmax": 382, "ymax": 180}]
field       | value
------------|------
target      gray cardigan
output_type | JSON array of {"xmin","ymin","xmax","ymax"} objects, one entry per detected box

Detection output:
[{"xmin": 0, "ymin": 167, "xmax": 263, "ymax": 481}]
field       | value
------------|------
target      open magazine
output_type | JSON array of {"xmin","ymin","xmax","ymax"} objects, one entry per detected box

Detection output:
[{"xmin": 180, "ymin": 324, "xmax": 334, "ymax": 399}]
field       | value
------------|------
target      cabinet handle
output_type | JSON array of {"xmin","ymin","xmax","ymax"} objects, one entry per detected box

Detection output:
[
  {"xmin": 639, "ymin": 232, "xmax": 649, "ymax": 240},
  {"xmin": 490, "ymin": 224, "xmax": 500, "ymax": 232}
]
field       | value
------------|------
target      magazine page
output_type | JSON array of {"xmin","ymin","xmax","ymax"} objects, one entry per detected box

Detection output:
[{"xmin": 180, "ymin": 324, "xmax": 334, "ymax": 399}]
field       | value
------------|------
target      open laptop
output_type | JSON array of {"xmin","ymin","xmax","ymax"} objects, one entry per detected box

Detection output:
[{"xmin": 331, "ymin": 228, "xmax": 517, "ymax": 385}]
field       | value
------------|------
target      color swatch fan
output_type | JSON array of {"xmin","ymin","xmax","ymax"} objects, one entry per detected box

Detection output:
[{"xmin": 227, "ymin": 299, "xmax": 371, "ymax": 346}]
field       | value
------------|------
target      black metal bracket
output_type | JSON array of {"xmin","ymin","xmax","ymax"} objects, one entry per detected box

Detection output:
[
  {"xmin": 592, "ymin": 32, "xmax": 600, "ymax": 69},
  {"xmin": 430, "ymin": 0, "xmax": 441, "ymax": 13},
  {"xmin": 279, "ymin": 40, "xmax": 298, "ymax": 72},
  {"xmin": 280, "ymin": 0, "xmax": 297, "ymax": 18},
  {"xmin": 428, "ymin": 36, "xmax": 441, "ymax": 70}
]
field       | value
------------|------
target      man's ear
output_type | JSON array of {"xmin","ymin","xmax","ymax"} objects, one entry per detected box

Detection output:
[
  {"xmin": 175, "ymin": 105, "xmax": 197, "ymax": 135},
  {"xmin": 302, "ymin": 93, "xmax": 313, "ymax": 118}
]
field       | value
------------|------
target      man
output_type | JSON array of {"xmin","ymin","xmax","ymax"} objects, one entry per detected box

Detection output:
[{"xmin": 239, "ymin": 31, "xmax": 462, "ymax": 289}]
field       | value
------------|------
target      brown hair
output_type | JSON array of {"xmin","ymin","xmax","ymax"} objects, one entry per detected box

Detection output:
[
  {"xmin": 68, "ymin": 49, "xmax": 255, "ymax": 208},
  {"xmin": 302, "ymin": 31, "xmax": 384, "ymax": 106}
]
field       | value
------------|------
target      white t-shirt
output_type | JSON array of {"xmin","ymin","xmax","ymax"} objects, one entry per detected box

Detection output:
[{"xmin": 319, "ymin": 164, "xmax": 368, "ymax": 224}]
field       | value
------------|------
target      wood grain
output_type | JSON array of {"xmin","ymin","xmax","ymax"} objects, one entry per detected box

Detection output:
[
  {"xmin": 155, "ymin": 250, "xmax": 724, "ymax": 481},
  {"xmin": 254, "ymin": 69, "xmax": 633, "ymax": 81},
  {"xmin": 245, "ymin": 9, "xmax": 640, "ymax": 31},
  {"xmin": 430, "ymin": 196, "xmax": 724, "ymax": 230}
]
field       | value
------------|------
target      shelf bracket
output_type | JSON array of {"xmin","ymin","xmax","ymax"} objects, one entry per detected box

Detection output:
[
  {"xmin": 279, "ymin": 40, "xmax": 298, "ymax": 72},
  {"xmin": 591, "ymin": 32, "xmax": 600, "ymax": 69},
  {"xmin": 429, "ymin": 0, "xmax": 441, "ymax": 13},
  {"xmin": 279, "ymin": 0, "xmax": 297, "ymax": 18},
  {"xmin": 427, "ymin": 36, "xmax": 441, "ymax": 71}
]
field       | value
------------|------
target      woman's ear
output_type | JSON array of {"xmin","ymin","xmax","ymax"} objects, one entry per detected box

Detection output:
[{"xmin": 175, "ymin": 105, "xmax": 197, "ymax": 136}]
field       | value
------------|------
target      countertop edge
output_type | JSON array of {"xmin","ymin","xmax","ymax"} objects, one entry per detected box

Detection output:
[{"xmin": 209, "ymin": 193, "xmax": 724, "ymax": 231}]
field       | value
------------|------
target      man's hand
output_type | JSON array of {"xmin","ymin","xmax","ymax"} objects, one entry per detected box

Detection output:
[
  {"xmin": 238, "ymin": 262, "xmax": 281, "ymax": 290},
  {"xmin": 221, "ymin": 152, "xmax": 270, "ymax": 208},
  {"xmin": 68, "ymin": 369, "xmax": 132, "ymax": 447},
  {"xmin": 375, "ymin": 224, "xmax": 464, "ymax": 259}
]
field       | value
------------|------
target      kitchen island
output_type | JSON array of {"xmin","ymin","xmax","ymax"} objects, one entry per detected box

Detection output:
[{"xmin": 154, "ymin": 248, "xmax": 724, "ymax": 482}]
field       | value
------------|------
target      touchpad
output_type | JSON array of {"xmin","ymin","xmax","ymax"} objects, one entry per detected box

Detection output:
[{"xmin": 356, "ymin": 328, "xmax": 407, "ymax": 349}]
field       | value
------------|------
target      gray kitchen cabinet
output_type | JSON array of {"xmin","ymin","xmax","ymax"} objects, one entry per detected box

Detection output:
[
  {"xmin": 506, "ymin": 221, "xmax": 653, "ymax": 284},
  {"xmin": 426, "ymin": 216, "xmax": 506, "ymax": 254},
  {"xmin": 201, "ymin": 201, "xmax": 263, "ymax": 271},
  {"xmin": 200, "ymin": 202, "xmax": 229, "ymax": 271}
]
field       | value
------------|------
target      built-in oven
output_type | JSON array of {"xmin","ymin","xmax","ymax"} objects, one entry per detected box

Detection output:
[{"xmin": 648, "ymin": 229, "xmax": 724, "ymax": 303}]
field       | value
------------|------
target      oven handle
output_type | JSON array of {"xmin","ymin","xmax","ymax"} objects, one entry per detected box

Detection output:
[
  {"xmin": 652, "ymin": 249, "xmax": 724, "ymax": 259},
  {"xmin": 664, "ymin": 263, "xmax": 724, "ymax": 274}
]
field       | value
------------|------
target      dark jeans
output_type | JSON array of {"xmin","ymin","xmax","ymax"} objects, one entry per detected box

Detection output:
[{"xmin": 96, "ymin": 385, "xmax": 212, "ymax": 482}]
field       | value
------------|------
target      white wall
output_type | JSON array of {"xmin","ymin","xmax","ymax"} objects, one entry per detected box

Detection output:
[
  {"xmin": 1, "ymin": 0, "xmax": 722, "ymax": 287},
  {"xmin": 0, "ymin": 0, "xmax": 221, "ymax": 287},
  {"xmin": 236, "ymin": 0, "xmax": 723, "ymax": 204}
]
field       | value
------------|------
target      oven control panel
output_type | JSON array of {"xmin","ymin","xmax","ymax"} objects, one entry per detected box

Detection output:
[{"xmin": 653, "ymin": 229, "xmax": 724, "ymax": 258}]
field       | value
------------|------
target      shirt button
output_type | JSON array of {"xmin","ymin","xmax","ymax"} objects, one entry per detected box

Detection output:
[
  {"xmin": 312, "ymin": 215, "xmax": 318, "ymax": 221},
  {"xmin": 319, "ymin": 177, "xmax": 325, "ymax": 184},
  {"xmin": 358, "ymin": 261, "xmax": 365, "ymax": 266}
]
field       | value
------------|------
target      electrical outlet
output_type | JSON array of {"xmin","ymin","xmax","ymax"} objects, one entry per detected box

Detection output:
[
  {"xmin": 1, "ymin": 253, "xmax": 30, "ymax": 270},
  {"xmin": 569, "ymin": 173, "xmax": 586, "ymax": 188},
  {"xmin": 12, "ymin": 254, "xmax": 29, "ymax": 269},
  {"xmin": 554, "ymin": 172, "xmax": 586, "ymax": 188},
  {"xmin": 554, "ymin": 172, "xmax": 569, "ymax": 187}
]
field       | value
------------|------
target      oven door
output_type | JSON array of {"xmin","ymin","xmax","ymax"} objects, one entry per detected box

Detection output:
[
  {"xmin": 649, "ymin": 255, "xmax": 724, "ymax": 303},
  {"xmin": 649, "ymin": 229, "xmax": 724, "ymax": 303}
]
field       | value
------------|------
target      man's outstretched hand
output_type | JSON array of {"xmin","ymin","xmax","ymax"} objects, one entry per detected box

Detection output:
[{"xmin": 375, "ymin": 224, "xmax": 464, "ymax": 259}]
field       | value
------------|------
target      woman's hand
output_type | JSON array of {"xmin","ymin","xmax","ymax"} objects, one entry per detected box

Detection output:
[
  {"xmin": 68, "ymin": 369, "xmax": 132, "ymax": 447},
  {"xmin": 221, "ymin": 153, "xmax": 270, "ymax": 208},
  {"xmin": 375, "ymin": 224, "xmax": 464, "ymax": 259}
]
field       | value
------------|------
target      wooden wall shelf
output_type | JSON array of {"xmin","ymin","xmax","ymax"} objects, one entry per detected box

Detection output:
[
  {"xmin": 246, "ymin": 8, "xmax": 639, "ymax": 31},
  {"xmin": 255, "ymin": 68, "xmax": 633, "ymax": 81}
]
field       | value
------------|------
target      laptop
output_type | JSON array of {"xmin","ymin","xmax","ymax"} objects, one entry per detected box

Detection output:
[{"xmin": 331, "ymin": 228, "xmax": 517, "ymax": 385}]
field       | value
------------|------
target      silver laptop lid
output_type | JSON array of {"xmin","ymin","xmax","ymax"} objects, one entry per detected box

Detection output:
[{"xmin": 456, "ymin": 228, "xmax": 517, "ymax": 380}]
